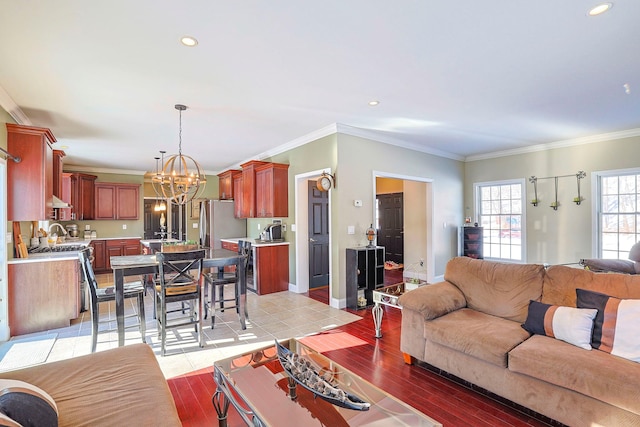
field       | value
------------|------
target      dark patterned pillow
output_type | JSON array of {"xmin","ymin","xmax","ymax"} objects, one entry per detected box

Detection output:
[
  {"xmin": 522, "ymin": 300, "xmax": 597, "ymax": 350},
  {"xmin": 576, "ymin": 288, "xmax": 640, "ymax": 362},
  {"xmin": 0, "ymin": 379, "xmax": 58, "ymax": 427}
]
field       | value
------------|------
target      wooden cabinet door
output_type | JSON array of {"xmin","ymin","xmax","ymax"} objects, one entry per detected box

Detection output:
[
  {"xmin": 58, "ymin": 172, "xmax": 73, "ymax": 221},
  {"xmin": 233, "ymin": 173, "xmax": 244, "ymax": 218},
  {"xmin": 116, "ymin": 184, "xmax": 139, "ymax": 219},
  {"xmin": 70, "ymin": 173, "xmax": 97, "ymax": 220},
  {"xmin": 95, "ymin": 183, "xmax": 116, "ymax": 219},
  {"xmin": 123, "ymin": 239, "xmax": 141, "ymax": 256},
  {"xmin": 218, "ymin": 169, "xmax": 240, "ymax": 200},
  {"xmin": 91, "ymin": 240, "xmax": 107, "ymax": 272},
  {"xmin": 105, "ymin": 242, "xmax": 124, "ymax": 271},
  {"xmin": 53, "ymin": 149, "xmax": 65, "ymax": 198},
  {"xmin": 240, "ymin": 160, "xmax": 268, "ymax": 218},
  {"xmin": 255, "ymin": 162, "xmax": 289, "ymax": 218},
  {"xmin": 7, "ymin": 124, "xmax": 56, "ymax": 221}
]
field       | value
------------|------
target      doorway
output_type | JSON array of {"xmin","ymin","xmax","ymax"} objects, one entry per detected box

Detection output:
[
  {"xmin": 376, "ymin": 192, "xmax": 404, "ymax": 264},
  {"xmin": 308, "ymin": 180, "xmax": 329, "ymax": 288}
]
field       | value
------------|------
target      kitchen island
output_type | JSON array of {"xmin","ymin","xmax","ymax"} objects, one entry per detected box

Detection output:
[
  {"xmin": 8, "ymin": 255, "xmax": 81, "ymax": 336},
  {"xmin": 221, "ymin": 238, "xmax": 289, "ymax": 295}
]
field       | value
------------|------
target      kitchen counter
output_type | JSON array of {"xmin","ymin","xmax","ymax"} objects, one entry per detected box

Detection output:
[{"xmin": 221, "ymin": 237, "xmax": 290, "ymax": 247}]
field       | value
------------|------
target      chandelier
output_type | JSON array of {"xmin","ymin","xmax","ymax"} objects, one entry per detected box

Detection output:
[
  {"xmin": 152, "ymin": 156, "xmax": 167, "ymax": 212},
  {"xmin": 152, "ymin": 104, "xmax": 206, "ymax": 205}
]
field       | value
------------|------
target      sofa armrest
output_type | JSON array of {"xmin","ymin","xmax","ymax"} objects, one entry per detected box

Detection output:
[{"xmin": 398, "ymin": 281, "xmax": 466, "ymax": 320}]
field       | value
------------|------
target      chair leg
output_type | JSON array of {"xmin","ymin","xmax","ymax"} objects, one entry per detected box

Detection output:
[
  {"xmin": 138, "ymin": 293, "xmax": 146, "ymax": 344},
  {"xmin": 91, "ymin": 303, "xmax": 99, "ymax": 353}
]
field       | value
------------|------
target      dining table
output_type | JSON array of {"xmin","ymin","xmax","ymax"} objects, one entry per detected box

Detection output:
[{"xmin": 110, "ymin": 248, "xmax": 247, "ymax": 347}]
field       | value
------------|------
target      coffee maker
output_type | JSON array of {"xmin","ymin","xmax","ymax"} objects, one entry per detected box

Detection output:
[{"xmin": 263, "ymin": 223, "xmax": 283, "ymax": 241}]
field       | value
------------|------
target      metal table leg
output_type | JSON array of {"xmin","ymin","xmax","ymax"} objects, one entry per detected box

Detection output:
[{"xmin": 372, "ymin": 302, "xmax": 384, "ymax": 338}]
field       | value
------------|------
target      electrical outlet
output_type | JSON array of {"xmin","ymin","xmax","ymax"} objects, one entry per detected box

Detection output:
[
  {"xmin": 257, "ymin": 223, "xmax": 261, "ymax": 230},
  {"xmin": 282, "ymin": 224, "xmax": 286, "ymax": 232},
  {"xmin": 354, "ymin": 200, "xmax": 362, "ymax": 207},
  {"xmin": 122, "ymin": 224, "xmax": 127, "ymax": 230},
  {"xmin": 192, "ymin": 223, "xmax": 198, "ymax": 228}
]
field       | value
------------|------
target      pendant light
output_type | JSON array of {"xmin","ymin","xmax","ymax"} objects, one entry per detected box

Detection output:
[
  {"xmin": 151, "ymin": 156, "xmax": 166, "ymax": 211},
  {"xmin": 152, "ymin": 104, "xmax": 206, "ymax": 205}
]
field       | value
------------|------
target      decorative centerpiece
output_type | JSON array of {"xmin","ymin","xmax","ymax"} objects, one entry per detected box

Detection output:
[
  {"xmin": 275, "ymin": 340, "xmax": 370, "ymax": 411},
  {"xmin": 161, "ymin": 240, "xmax": 200, "ymax": 252},
  {"xmin": 365, "ymin": 224, "xmax": 376, "ymax": 248}
]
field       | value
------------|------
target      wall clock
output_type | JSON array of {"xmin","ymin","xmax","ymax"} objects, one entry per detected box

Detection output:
[{"xmin": 316, "ymin": 172, "xmax": 335, "ymax": 192}]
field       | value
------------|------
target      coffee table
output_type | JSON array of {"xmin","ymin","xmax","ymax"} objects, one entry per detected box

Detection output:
[{"xmin": 212, "ymin": 338, "xmax": 442, "ymax": 426}]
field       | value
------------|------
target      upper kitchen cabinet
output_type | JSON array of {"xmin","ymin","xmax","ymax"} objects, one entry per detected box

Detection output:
[
  {"xmin": 53, "ymin": 149, "xmax": 65, "ymax": 198},
  {"xmin": 217, "ymin": 169, "xmax": 241, "ymax": 200},
  {"xmin": 232, "ymin": 172, "xmax": 244, "ymax": 218},
  {"xmin": 239, "ymin": 160, "xmax": 268, "ymax": 218},
  {"xmin": 94, "ymin": 182, "xmax": 140, "ymax": 220},
  {"xmin": 255, "ymin": 162, "xmax": 289, "ymax": 217},
  {"xmin": 6, "ymin": 123, "xmax": 56, "ymax": 221},
  {"xmin": 69, "ymin": 173, "xmax": 97, "ymax": 220}
]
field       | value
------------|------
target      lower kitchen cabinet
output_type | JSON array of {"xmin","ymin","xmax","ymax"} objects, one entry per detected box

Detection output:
[
  {"xmin": 91, "ymin": 238, "xmax": 140, "ymax": 273},
  {"xmin": 253, "ymin": 244, "xmax": 289, "ymax": 295},
  {"xmin": 8, "ymin": 259, "xmax": 80, "ymax": 336}
]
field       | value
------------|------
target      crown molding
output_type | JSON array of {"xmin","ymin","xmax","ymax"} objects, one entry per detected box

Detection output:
[
  {"xmin": 63, "ymin": 164, "xmax": 147, "ymax": 176},
  {"xmin": 465, "ymin": 128, "xmax": 640, "ymax": 162},
  {"xmin": 0, "ymin": 84, "xmax": 31, "ymax": 125}
]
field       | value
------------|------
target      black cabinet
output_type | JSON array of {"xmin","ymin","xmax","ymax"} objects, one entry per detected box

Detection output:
[
  {"xmin": 346, "ymin": 246, "xmax": 385, "ymax": 309},
  {"xmin": 462, "ymin": 226, "xmax": 483, "ymax": 259}
]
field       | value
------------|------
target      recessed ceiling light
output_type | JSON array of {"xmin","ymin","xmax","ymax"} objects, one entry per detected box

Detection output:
[
  {"xmin": 368, "ymin": 100, "xmax": 380, "ymax": 106},
  {"xmin": 588, "ymin": 3, "xmax": 612, "ymax": 16},
  {"xmin": 180, "ymin": 36, "xmax": 198, "ymax": 47}
]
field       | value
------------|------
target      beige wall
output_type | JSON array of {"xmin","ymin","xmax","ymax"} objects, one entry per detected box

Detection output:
[{"xmin": 464, "ymin": 137, "xmax": 640, "ymax": 264}]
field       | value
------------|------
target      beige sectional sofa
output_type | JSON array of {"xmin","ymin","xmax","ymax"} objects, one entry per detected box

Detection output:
[
  {"xmin": 1, "ymin": 343, "xmax": 181, "ymax": 426},
  {"xmin": 398, "ymin": 257, "xmax": 640, "ymax": 427}
]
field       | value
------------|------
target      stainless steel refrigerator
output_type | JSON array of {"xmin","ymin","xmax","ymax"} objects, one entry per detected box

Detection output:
[{"xmin": 198, "ymin": 200, "xmax": 247, "ymax": 249}]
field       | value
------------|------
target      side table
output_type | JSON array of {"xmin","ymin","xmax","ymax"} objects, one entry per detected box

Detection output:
[{"xmin": 372, "ymin": 283, "xmax": 405, "ymax": 338}]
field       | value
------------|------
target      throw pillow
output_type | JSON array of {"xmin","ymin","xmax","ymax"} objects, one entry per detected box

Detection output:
[
  {"xmin": 522, "ymin": 300, "xmax": 597, "ymax": 350},
  {"xmin": 0, "ymin": 379, "xmax": 58, "ymax": 427},
  {"xmin": 576, "ymin": 288, "xmax": 640, "ymax": 362}
]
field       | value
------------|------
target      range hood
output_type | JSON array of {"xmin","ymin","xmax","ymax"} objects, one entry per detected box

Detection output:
[{"xmin": 52, "ymin": 195, "xmax": 72, "ymax": 209}]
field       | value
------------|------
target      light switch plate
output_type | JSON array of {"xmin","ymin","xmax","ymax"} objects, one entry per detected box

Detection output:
[
  {"xmin": 354, "ymin": 200, "xmax": 362, "ymax": 207},
  {"xmin": 348, "ymin": 225, "xmax": 355, "ymax": 235},
  {"xmin": 192, "ymin": 223, "xmax": 198, "ymax": 228},
  {"xmin": 122, "ymin": 224, "xmax": 127, "ymax": 230}
]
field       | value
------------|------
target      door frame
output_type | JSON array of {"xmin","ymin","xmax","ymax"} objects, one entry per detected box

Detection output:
[
  {"xmin": 0, "ymin": 158, "xmax": 8, "ymax": 340},
  {"xmin": 372, "ymin": 170, "xmax": 436, "ymax": 283},
  {"xmin": 293, "ymin": 168, "xmax": 334, "ymax": 304}
]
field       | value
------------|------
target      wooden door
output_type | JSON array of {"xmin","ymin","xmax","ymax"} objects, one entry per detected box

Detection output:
[
  {"xmin": 377, "ymin": 192, "xmax": 404, "ymax": 264},
  {"xmin": 233, "ymin": 174, "xmax": 244, "ymax": 218},
  {"xmin": 308, "ymin": 180, "xmax": 329, "ymax": 288},
  {"xmin": 116, "ymin": 184, "xmax": 139, "ymax": 219},
  {"xmin": 94, "ymin": 183, "xmax": 116, "ymax": 219}
]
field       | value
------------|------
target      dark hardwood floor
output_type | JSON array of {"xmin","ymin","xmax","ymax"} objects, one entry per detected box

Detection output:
[{"xmin": 168, "ymin": 275, "xmax": 556, "ymax": 426}]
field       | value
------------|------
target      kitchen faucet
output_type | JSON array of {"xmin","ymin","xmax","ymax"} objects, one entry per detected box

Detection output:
[{"xmin": 48, "ymin": 222, "xmax": 68, "ymax": 236}]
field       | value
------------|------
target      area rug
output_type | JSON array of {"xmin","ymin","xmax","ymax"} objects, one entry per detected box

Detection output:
[{"xmin": 0, "ymin": 333, "xmax": 57, "ymax": 371}]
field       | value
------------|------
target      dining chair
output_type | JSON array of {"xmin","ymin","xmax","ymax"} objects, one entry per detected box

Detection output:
[
  {"xmin": 78, "ymin": 248, "xmax": 146, "ymax": 353},
  {"xmin": 204, "ymin": 241, "xmax": 251, "ymax": 328},
  {"xmin": 155, "ymin": 249, "xmax": 206, "ymax": 356}
]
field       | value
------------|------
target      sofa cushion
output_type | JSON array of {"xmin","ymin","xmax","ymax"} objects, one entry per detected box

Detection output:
[
  {"xmin": 521, "ymin": 300, "xmax": 597, "ymax": 350},
  {"xmin": 444, "ymin": 257, "xmax": 545, "ymax": 323},
  {"xmin": 542, "ymin": 265, "xmax": 640, "ymax": 307},
  {"xmin": 423, "ymin": 308, "xmax": 531, "ymax": 368},
  {"xmin": 509, "ymin": 334, "xmax": 640, "ymax": 415},
  {"xmin": 0, "ymin": 344, "xmax": 181, "ymax": 427},
  {"xmin": 576, "ymin": 288, "xmax": 640, "ymax": 362},
  {"xmin": 397, "ymin": 281, "xmax": 466, "ymax": 320}
]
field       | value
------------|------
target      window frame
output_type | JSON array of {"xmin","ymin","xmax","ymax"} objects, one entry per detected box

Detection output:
[
  {"xmin": 473, "ymin": 178, "xmax": 526, "ymax": 263},
  {"xmin": 592, "ymin": 167, "xmax": 640, "ymax": 259}
]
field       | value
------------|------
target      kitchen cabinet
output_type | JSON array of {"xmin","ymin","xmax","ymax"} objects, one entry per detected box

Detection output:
[
  {"xmin": 239, "ymin": 160, "xmax": 268, "ymax": 218},
  {"xmin": 8, "ymin": 258, "xmax": 80, "ymax": 336},
  {"xmin": 95, "ymin": 183, "xmax": 140, "ymax": 220},
  {"xmin": 255, "ymin": 162, "xmax": 289, "ymax": 217},
  {"xmin": 70, "ymin": 173, "xmax": 97, "ymax": 220},
  {"xmin": 92, "ymin": 238, "xmax": 140, "ymax": 273},
  {"xmin": 56, "ymin": 172, "xmax": 73, "ymax": 221},
  {"xmin": 91, "ymin": 240, "xmax": 107, "ymax": 272},
  {"xmin": 253, "ymin": 244, "xmax": 289, "ymax": 295},
  {"xmin": 232, "ymin": 172, "xmax": 244, "ymax": 218},
  {"xmin": 217, "ymin": 169, "xmax": 241, "ymax": 200},
  {"xmin": 6, "ymin": 123, "xmax": 56, "ymax": 221},
  {"xmin": 53, "ymin": 149, "xmax": 65, "ymax": 198}
]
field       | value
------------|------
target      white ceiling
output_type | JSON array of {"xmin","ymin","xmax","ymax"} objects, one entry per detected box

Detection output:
[{"xmin": 1, "ymin": 1, "xmax": 639, "ymax": 174}]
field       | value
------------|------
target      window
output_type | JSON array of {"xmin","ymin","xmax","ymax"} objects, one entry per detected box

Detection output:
[
  {"xmin": 595, "ymin": 169, "xmax": 640, "ymax": 259},
  {"xmin": 475, "ymin": 180, "xmax": 524, "ymax": 261}
]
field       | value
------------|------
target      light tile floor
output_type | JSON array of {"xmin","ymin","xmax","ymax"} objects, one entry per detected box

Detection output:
[{"xmin": 7, "ymin": 282, "xmax": 361, "ymax": 378}]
